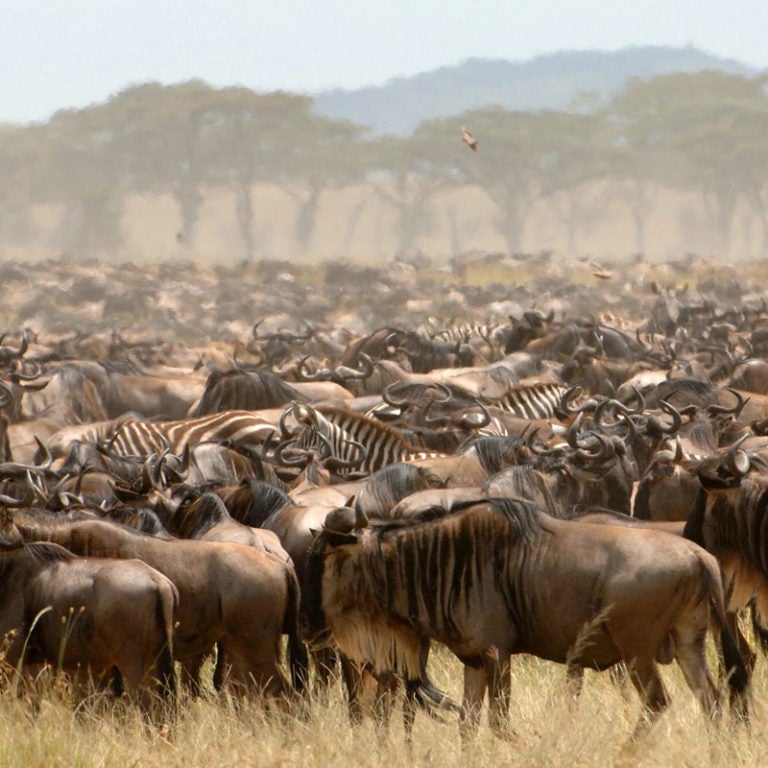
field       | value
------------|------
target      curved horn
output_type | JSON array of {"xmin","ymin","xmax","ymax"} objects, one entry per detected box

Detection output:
[
  {"xmin": 566, "ymin": 411, "xmax": 585, "ymax": 450},
  {"xmin": 708, "ymin": 388, "xmax": 748, "ymax": 419},
  {"xmin": 646, "ymin": 400, "xmax": 682, "ymax": 436},
  {"xmin": 278, "ymin": 403, "xmax": 299, "ymax": 440},
  {"xmin": 272, "ymin": 439, "xmax": 313, "ymax": 468},
  {"xmin": 457, "ymin": 401, "xmax": 492, "ymax": 431},
  {"xmin": 573, "ymin": 430, "xmax": 616, "ymax": 464},
  {"xmin": 295, "ymin": 355, "xmax": 327, "ymax": 382},
  {"xmin": 559, "ymin": 386, "xmax": 585, "ymax": 416},
  {"xmin": 333, "ymin": 353, "xmax": 374, "ymax": 382},
  {"xmin": 722, "ymin": 433, "xmax": 751, "ymax": 477},
  {"xmin": 382, "ymin": 382, "xmax": 411, "ymax": 408}
]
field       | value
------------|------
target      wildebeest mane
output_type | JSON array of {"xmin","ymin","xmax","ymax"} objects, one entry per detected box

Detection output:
[
  {"xmin": 466, "ymin": 435, "xmax": 526, "ymax": 474},
  {"xmin": 371, "ymin": 496, "xmax": 545, "ymax": 547},
  {"xmin": 219, "ymin": 479, "xmax": 295, "ymax": 528},
  {"xmin": 355, "ymin": 463, "xmax": 444, "ymax": 519},
  {"xmin": 174, "ymin": 492, "xmax": 229, "ymax": 538},
  {"xmin": 23, "ymin": 541, "xmax": 78, "ymax": 564},
  {"xmin": 191, "ymin": 367, "xmax": 306, "ymax": 416},
  {"xmin": 109, "ymin": 506, "xmax": 171, "ymax": 536},
  {"xmin": 11, "ymin": 507, "xmax": 159, "ymax": 541},
  {"xmin": 649, "ymin": 378, "xmax": 715, "ymax": 407}
]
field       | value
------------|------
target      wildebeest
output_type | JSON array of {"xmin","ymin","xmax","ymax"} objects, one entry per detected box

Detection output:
[
  {"xmin": 7, "ymin": 511, "xmax": 304, "ymax": 701},
  {"xmin": 683, "ymin": 458, "xmax": 768, "ymax": 670},
  {"xmin": 300, "ymin": 498, "xmax": 748, "ymax": 737},
  {"xmin": 0, "ymin": 538, "xmax": 177, "ymax": 712}
]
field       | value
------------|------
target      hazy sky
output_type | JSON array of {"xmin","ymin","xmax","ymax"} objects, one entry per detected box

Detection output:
[{"xmin": 3, "ymin": 0, "xmax": 766, "ymax": 124}]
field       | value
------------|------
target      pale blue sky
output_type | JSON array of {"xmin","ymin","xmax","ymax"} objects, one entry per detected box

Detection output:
[{"xmin": 3, "ymin": 0, "xmax": 766, "ymax": 124}]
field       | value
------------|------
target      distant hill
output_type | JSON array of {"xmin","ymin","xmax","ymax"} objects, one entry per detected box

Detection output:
[{"xmin": 312, "ymin": 46, "xmax": 756, "ymax": 136}]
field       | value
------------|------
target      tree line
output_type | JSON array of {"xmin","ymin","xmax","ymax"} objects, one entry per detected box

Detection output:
[{"xmin": 2, "ymin": 70, "xmax": 767, "ymax": 260}]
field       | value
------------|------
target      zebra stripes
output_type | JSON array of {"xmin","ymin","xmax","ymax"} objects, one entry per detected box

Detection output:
[
  {"xmin": 489, "ymin": 382, "xmax": 568, "ymax": 420},
  {"xmin": 288, "ymin": 403, "xmax": 443, "ymax": 475},
  {"xmin": 103, "ymin": 410, "xmax": 276, "ymax": 456},
  {"xmin": 431, "ymin": 322, "xmax": 493, "ymax": 345}
]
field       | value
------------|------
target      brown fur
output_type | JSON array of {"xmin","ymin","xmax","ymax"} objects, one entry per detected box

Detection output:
[
  {"xmin": 302, "ymin": 498, "xmax": 748, "ymax": 737},
  {"xmin": 0, "ymin": 541, "xmax": 177, "ymax": 711},
  {"xmin": 8, "ymin": 513, "xmax": 299, "ymax": 701}
]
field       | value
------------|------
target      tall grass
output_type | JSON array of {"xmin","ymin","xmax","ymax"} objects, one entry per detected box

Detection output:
[{"xmin": 1, "ymin": 646, "xmax": 766, "ymax": 768}]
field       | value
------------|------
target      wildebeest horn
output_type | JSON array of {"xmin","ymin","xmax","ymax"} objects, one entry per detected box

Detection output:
[
  {"xmin": 566, "ymin": 412, "xmax": 585, "ymax": 450},
  {"xmin": 456, "ymin": 401, "xmax": 492, "ymax": 431},
  {"xmin": 559, "ymin": 386, "xmax": 585, "ymax": 416},
  {"xmin": 722, "ymin": 433, "xmax": 751, "ymax": 477},
  {"xmin": 278, "ymin": 403, "xmax": 299, "ymax": 439},
  {"xmin": 332, "ymin": 353, "xmax": 374, "ymax": 382},
  {"xmin": 324, "ymin": 505, "xmax": 368, "ymax": 533},
  {"xmin": 382, "ymin": 382, "xmax": 410, "ymax": 408},
  {"xmin": 708, "ymin": 387, "xmax": 748, "ymax": 418},
  {"xmin": 321, "ymin": 436, "xmax": 367, "ymax": 470},
  {"xmin": 272, "ymin": 439, "xmax": 313, "ymax": 468},
  {"xmin": 0, "ymin": 437, "xmax": 52, "ymax": 476},
  {"xmin": 649, "ymin": 434, "xmax": 684, "ymax": 466},
  {"xmin": 646, "ymin": 400, "xmax": 682, "ymax": 436},
  {"xmin": 295, "ymin": 355, "xmax": 328, "ymax": 382},
  {"xmin": 573, "ymin": 430, "xmax": 615, "ymax": 463}
]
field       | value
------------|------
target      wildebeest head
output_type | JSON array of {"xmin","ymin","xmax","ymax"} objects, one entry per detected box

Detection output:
[{"xmin": 298, "ymin": 504, "xmax": 368, "ymax": 650}]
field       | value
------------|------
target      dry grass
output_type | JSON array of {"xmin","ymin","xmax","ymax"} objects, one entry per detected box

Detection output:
[{"xmin": 1, "ymin": 645, "xmax": 767, "ymax": 768}]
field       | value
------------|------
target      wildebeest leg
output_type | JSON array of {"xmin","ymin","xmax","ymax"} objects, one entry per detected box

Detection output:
[
  {"xmin": 311, "ymin": 647, "xmax": 337, "ymax": 690},
  {"xmin": 222, "ymin": 637, "xmax": 291, "ymax": 706},
  {"xmin": 727, "ymin": 611, "xmax": 757, "ymax": 673},
  {"xmin": 460, "ymin": 665, "xmax": 487, "ymax": 740},
  {"xmin": 627, "ymin": 660, "xmax": 669, "ymax": 739},
  {"xmin": 673, "ymin": 630, "xmax": 719, "ymax": 719},
  {"xmin": 402, "ymin": 680, "xmax": 418, "ymax": 748},
  {"xmin": 486, "ymin": 651, "xmax": 512, "ymax": 738},
  {"xmin": 213, "ymin": 643, "xmax": 229, "ymax": 691},
  {"xmin": 340, "ymin": 655, "xmax": 374, "ymax": 725},
  {"xmin": 372, "ymin": 671, "xmax": 397, "ymax": 740},
  {"xmin": 180, "ymin": 653, "xmax": 207, "ymax": 698}
]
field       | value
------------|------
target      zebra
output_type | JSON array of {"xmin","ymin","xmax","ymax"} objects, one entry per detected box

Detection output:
[
  {"xmin": 103, "ymin": 410, "xmax": 277, "ymax": 456},
  {"xmin": 487, "ymin": 382, "xmax": 570, "ymax": 420},
  {"xmin": 283, "ymin": 402, "xmax": 445, "ymax": 475}
]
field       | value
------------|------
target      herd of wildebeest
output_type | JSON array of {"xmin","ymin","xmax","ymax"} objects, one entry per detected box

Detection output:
[{"xmin": 3, "ymin": 253, "xmax": 768, "ymax": 741}]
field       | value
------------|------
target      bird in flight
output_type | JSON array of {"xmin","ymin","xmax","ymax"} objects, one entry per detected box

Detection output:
[{"xmin": 461, "ymin": 126, "xmax": 478, "ymax": 151}]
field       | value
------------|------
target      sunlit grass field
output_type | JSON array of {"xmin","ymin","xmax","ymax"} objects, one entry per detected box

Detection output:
[{"xmin": 2, "ymin": 641, "xmax": 767, "ymax": 768}]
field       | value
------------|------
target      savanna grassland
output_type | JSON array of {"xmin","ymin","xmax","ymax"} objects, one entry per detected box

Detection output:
[
  {"xmin": 0, "ymin": 253, "xmax": 767, "ymax": 768},
  {"xmin": 1, "ymin": 641, "xmax": 767, "ymax": 768}
]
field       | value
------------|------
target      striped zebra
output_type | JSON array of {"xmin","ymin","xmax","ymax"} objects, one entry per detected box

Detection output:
[
  {"xmin": 488, "ymin": 382, "xmax": 570, "ymax": 420},
  {"xmin": 431, "ymin": 322, "xmax": 493, "ymax": 345},
  {"xmin": 285, "ymin": 402, "xmax": 444, "ymax": 475},
  {"xmin": 103, "ymin": 410, "xmax": 277, "ymax": 456}
]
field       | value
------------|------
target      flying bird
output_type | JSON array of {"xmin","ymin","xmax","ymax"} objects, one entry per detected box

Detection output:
[{"xmin": 461, "ymin": 126, "xmax": 478, "ymax": 151}]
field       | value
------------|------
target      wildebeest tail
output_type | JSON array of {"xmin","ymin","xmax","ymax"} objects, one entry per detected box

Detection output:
[
  {"xmin": 703, "ymin": 565, "xmax": 750, "ymax": 713},
  {"xmin": 155, "ymin": 589, "xmax": 177, "ymax": 700},
  {"xmin": 284, "ymin": 568, "xmax": 309, "ymax": 695},
  {"xmin": 408, "ymin": 639, "xmax": 459, "ymax": 715}
]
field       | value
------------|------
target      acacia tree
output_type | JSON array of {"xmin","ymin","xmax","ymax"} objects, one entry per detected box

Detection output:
[
  {"xmin": 107, "ymin": 81, "xmax": 225, "ymax": 251},
  {"xmin": 532, "ymin": 110, "xmax": 612, "ymax": 253},
  {"xmin": 0, "ymin": 125, "xmax": 39, "ymax": 248},
  {"xmin": 364, "ymin": 130, "xmax": 457, "ymax": 257},
  {"xmin": 608, "ymin": 72, "xmax": 768, "ymax": 256},
  {"xmin": 201, "ymin": 89, "xmax": 366, "ymax": 258},
  {"xmin": 40, "ymin": 102, "xmax": 133, "ymax": 256},
  {"xmin": 423, "ymin": 107, "xmax": 588, "ymax": 256}
]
